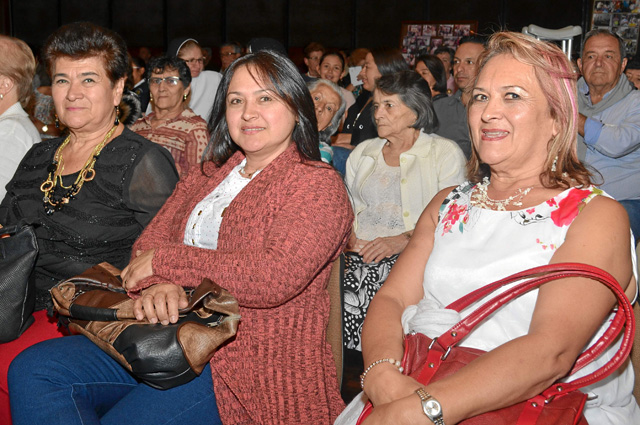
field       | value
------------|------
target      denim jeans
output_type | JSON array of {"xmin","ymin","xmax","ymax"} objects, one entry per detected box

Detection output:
[
  {"xmin": 332, "ymin": 146, "xmax": 351, "ymax": 176},
  {"xmin": 8, "ymin": 335, "xmax": 221, "ymax": 425},
  {"xmin": 619, "ymin": 199, "xmax": 640, "ymax": 246}
]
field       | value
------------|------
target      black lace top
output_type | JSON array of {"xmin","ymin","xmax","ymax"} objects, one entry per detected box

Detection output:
[{"xmin": 0, "ymin": 128, "xmax": 179, "ymax": 310}]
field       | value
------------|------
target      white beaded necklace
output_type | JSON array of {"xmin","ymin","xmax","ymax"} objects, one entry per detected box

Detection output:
[{"xmin": 471, "ymin": 177, "xmax": 534, "ymax": 211}]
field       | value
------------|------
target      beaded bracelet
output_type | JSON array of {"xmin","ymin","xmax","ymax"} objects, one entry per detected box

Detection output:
[{"xmin": 360, "ymin": 358, "xmax": 404, "ymax": 389}]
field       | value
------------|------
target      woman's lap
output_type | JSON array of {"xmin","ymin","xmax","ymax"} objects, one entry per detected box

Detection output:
[{"xmin": 8, "ymin": 335, "xmax": 220, "ymax": 425}]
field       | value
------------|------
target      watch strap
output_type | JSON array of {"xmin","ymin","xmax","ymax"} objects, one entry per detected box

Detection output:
[{"xmin": 415, "ymin": 388, "xmax": 445, "ymax": 425}]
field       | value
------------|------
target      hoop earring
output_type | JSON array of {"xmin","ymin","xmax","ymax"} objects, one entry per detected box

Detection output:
[{"xmin": 114, "ymin": 106, "xmax": 120, "ymax": 125}]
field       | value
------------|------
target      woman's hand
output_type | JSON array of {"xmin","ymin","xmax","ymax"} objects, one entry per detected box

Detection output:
[
  {"xmin": 121, "ymin": 249, "xmax": 155, "ymax": 290},
  {"xmin": 358, "ymin": 234, "xmax": 410, "ymax": 263},
  {"xmin": 361, "ymin": 392, "xmax": 427, "ymax": 425},
  {"xmin": 133, "ymin": 283, "xmax": 188, "ymax": 325},
  {"xmin": 364, "ymin": 366, "xmax": 422, "ymax": 406}
]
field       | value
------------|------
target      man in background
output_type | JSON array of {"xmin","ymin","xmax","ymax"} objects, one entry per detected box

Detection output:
[
  {"xmin": 302, "ymin": 42, "xmax": 324, "ymax": 82},
  {"xmin": 432, "ymin": 35, "xmax": 485, "ymax": 158},
  {"xmin": 577, "ymin": 29, "xmax": 640, "ymax": 243},
  {"xmin": 219, "ymin": 42, "xmax": 242, "ymax": 73}
]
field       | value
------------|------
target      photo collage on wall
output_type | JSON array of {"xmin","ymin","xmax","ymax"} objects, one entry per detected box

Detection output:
[
  {"xmin": 400, "ymin": 21, "xmax": 477, "ymax": 67},
  {"xmin": 592, "ymin": 1, "xmax": 640, "ymax": 55}
]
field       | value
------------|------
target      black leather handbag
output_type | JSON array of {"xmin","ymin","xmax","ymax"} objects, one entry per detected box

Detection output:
[
  {"xmin": 0, "ymin": 221, "xmax": 38, "ymax": 342},
  {"xmin": 51, "ymin": 263, "xmax": 241, "ymax": 390}
]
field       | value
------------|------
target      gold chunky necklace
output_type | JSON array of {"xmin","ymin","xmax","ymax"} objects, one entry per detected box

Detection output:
[
  {"xmin": 471, "ymin": 177, "xmax": 534, "ymax": 211},
  {"xmin": 40, "ymin": 125, "xmax": 118, "ymax": 215}
]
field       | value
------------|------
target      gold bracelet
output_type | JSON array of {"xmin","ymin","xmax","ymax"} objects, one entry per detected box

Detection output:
[{"xmin": 360, "ymin": 358, "xmax": 404, "ymax": 389}]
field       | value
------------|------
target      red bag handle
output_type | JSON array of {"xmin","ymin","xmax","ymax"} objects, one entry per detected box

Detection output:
[
  {"xmin": 435, "ymin": 263, "xmax": 634, "ymax": 398},
  {"xmin": 447, "ymin": 263, "xmax": 628, "ymax": 374}
]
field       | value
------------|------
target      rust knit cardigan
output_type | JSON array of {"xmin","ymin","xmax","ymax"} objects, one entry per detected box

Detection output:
[{"xmin": 130, "ymin": 143, "xmax": 353, "ymax": 424}]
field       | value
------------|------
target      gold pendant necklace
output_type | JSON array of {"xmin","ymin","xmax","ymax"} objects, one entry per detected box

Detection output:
[
  {"xmin": 471, "ymin": 177, "xmax": 534, "ymax": 211},
  {"xmin": 40, "ymin": 125, "xmax": 118, "ymax": 215}
]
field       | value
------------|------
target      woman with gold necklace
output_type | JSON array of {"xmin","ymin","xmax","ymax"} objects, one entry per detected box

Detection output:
[{"xmin": 0, "ymin": 23, "xmax": 178, "ymax": 424}]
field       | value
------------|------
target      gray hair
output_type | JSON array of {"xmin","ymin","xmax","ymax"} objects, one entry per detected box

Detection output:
[
  {"xmin": 307, "ymin": 78, "xmax": 347, "ymax": 144},
  {"xmin": 582, "ymin": 29, "xmax": 626, "ymax": 62},
  {"xmin": 374, "ymin": 70, "xmax": 438, "ymax": 133},
  {"xmin": 221, "ymin": 41, "xmax": 243, "ymax": 54}
]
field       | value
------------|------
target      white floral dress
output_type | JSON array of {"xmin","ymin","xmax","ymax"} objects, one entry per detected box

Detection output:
[{"xmin": 336, "ymin": 182, "xmax": 640, "ymax": 425}]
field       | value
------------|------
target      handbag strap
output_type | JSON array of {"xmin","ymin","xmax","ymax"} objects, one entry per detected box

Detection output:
[
  {"xmin": 434, "ymin": 263, "xmax": 634, "ymax": 397},
  {"xmin": 445, "ymin": 262, "xmax": 627, "ymax": 373},
  {"xmin": 446, "ymin": 263, "xmax": 628, "ymax": 375}
]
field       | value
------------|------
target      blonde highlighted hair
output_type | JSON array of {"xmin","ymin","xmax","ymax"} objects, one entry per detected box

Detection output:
[
  {"xmin": 467, "ymin": 31, "xmax": 591, "ymax": 188},
  {"xmin": 0, "ymin": 35, "xmax": 36, "ymax": 108}
]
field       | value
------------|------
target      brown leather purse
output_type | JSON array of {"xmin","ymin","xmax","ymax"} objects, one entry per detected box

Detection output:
[{"xmin": 51, "ymin": 263, "xmax": 241, "ymax": 390}]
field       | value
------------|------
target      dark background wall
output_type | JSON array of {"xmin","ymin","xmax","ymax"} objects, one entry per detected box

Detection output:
[{"xmin": 1, "ymin": 0, "xmax": 592, "ymax": 67}]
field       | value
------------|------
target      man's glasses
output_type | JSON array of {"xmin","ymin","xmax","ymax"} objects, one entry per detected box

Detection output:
[{"xmin": 149, "ymin": 76, "xmax": 182, "ymax": 86}]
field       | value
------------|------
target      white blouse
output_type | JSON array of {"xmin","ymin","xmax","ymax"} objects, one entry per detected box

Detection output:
[{"xmin": 183, "ymin": 159, "xmax": 259, "ymax": 249}]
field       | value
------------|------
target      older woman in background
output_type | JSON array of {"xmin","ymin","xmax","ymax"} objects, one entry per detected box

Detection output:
[
  {"xmin": 337, "ymin": 32, "xmax": 639, "ymax": 425},
  {"xmin": 159, "ymin": 38, "xmax": 222, "ymax": 122},
  {"xmin": 0, "ymin": 23, "xmax": 178, "ymax": 425},
  {"xmin": 340, "ymin": 71, "xmax": 465, "ymax": 401},
  {"xmin": 308, "ymin": 78, "xmax": 347, "ymax": 164},
  {"xmin": 332, "ymin": 48, "xmax": 409, "ymax": 174},
  {"xmin": 0, "ymin": 35, "xmax": 40, "ymax": 200},
  {"xmin": 131, "ymin": 56, "xmax": 209, "ymax": 177},
  {"xmin": 319, "ymin": 52, "xmax": 356, "ymax": 109},
  {"xmin": 414, "ymin": 54, "xmax": 448, "ymax": 101}
]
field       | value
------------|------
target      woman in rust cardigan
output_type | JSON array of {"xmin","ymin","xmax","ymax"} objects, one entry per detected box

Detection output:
[{"xmin": 9, "ymin": 52, "xmax": 353, "ymax": 425}]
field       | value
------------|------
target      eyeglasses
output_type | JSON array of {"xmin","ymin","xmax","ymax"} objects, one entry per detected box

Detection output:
[
  {"xmin": 181, "ymin": 57, "xmax": 205, "ymax": 64},
  {"xmin": 220, "ymin": 52, "xmax": 239, "ymax": 57},
  {"xmin": 149, "ymin": 76, "xmax": 182, "ymax": 86}
]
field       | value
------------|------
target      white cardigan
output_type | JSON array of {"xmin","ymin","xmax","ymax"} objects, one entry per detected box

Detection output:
[{"xmin": 345, "ymin": 131, "xmax": 466, "ymax": 234}]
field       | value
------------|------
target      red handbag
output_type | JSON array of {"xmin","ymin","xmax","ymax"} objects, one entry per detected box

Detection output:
[{"xmin": 356, "ymin": 263, "xmax": 635, "ymax": 424}]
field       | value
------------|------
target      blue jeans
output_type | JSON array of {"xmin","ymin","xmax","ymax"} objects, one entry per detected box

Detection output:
[
  {"xmin": 332, "ymin": 146, "xmax": 351, "ymax": 176},
  {"xmin": 619, "ymin": 200, "xmax": 640, "ymax": 246},
  {"xmin": 8, "ymin": 335, "xmax": 221, "ymax": 425}
]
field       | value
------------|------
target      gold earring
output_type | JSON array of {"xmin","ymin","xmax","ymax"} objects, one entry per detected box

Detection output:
[
  {"xmin": 150, "ymin": 93, "xmax": 154, "ymax": 102},
  {"xmin": 183, "ymin": 93, "xmax": 188, "ymax": 102}
]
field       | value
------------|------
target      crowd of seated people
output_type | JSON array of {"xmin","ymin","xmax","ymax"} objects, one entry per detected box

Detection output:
[{"xmin": 0, "ymin": 20, "xmax": 639, "ymax": 425}]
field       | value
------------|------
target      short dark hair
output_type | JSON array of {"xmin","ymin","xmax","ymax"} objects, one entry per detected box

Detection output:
[
  {"xmin": 370, "ymin": 48, "xmax": 409, "ymax": 76},
  {"xmin": 304, "ymin": 42, "xmax": 325, "ymax": 58},
  {"xmin": 131, "ymin": 56, "xmax": 146, "ymax": 69},
  {"xmin": 458, "ymin": 35, "xmax": 487, "ymax": 48},
  {"xmin": 146, "ymin": 56, "xmax": 192, "ymax": 88},
  {"xmin": 582, "ymin": 29, "xmax": 625, "ymax": 62},
  {"xmin": 433, "ymin": 46, "xmax": 454, "ymax": 63},
  {"xmin": 375, "ymin": 71, "xmax": 438, "ymax": 133},
  {"xmin": 626, "ymin": 57, "xmax": 640, "ymax": 70},
  {"xmin": 415, "ymin": 54, "xmax": 447, "ymax": 94},
  {"xmin": 319, "ymin": 51, "xmax": 345, "ymax": 72},
  {"xmin": 43, "ymin": 22, "xmax": 129, "ymax": 85},
  {"xmin": 204, "ymin": 51, "xmax": 320, "ymax": 166}
]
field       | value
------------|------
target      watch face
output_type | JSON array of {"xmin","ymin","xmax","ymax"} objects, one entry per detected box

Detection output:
[{"xmin": 425, "ymin": 399, "xmax": 442, "ymax": 416}]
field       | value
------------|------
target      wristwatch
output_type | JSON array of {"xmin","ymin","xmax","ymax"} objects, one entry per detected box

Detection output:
[{"xmin": 416, "ymin": 388, "xmax": 445, "ymax": 425}]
